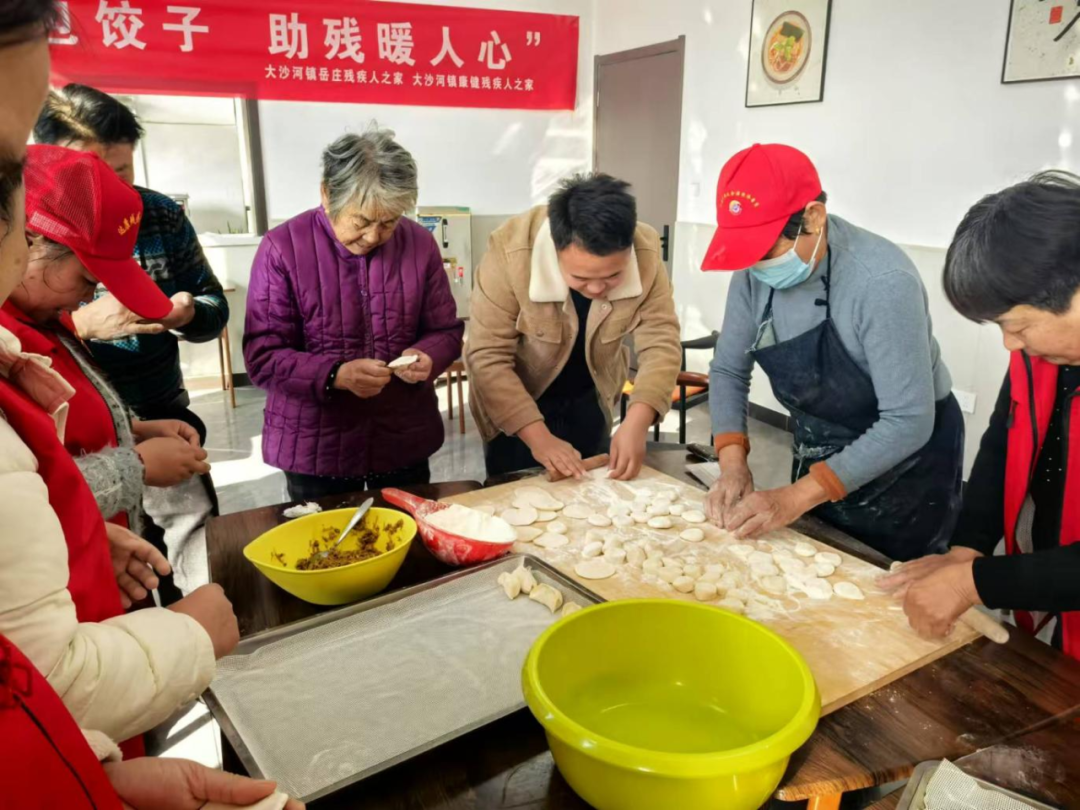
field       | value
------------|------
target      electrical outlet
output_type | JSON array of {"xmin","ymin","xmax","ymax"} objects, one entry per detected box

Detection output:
[{"xmin": 953, "ymin": 389, "xmax": 977, "ymax": 415}]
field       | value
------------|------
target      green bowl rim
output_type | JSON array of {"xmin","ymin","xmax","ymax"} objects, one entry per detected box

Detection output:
[
  {"xmin": 522, "ymin": 598, "xmax": 821, "ymax": 778},
  {"xmin": 243, "ymin": 507, "xmax": 417, "ymax": 575}
]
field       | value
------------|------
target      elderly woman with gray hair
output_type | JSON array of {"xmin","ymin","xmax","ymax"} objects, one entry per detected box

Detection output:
[{"xmin": 244, "ymin": 127, "xmax": 464, "ymax": 501}]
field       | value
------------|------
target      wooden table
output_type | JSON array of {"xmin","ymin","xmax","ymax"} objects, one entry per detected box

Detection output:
[{"xmin": 206, "ymin": 447, "xmax": 1080, "ymax": 809}]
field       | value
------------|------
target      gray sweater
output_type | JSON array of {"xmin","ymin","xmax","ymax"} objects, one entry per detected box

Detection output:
[{"xmin": 709, "ymin": 215, "xmax": 952, "ymax": 493}]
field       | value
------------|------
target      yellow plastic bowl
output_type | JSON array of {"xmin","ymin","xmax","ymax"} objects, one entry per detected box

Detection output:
[
  {"xmin": 243, "ymin": 507, "xmax": 416, "ymax": 606},
  {"xmin": 522, "ymin": 600, "xmax": 820, "ymax": 810}
]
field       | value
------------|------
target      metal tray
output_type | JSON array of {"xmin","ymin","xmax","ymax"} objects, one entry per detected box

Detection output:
[
  {"xmin": 204, "ymin": 554, "xmax": 601, "ymax": 803},
  {"xmin": 897, "ymin": 760, "xmax": 1058, "ymax": 809}
]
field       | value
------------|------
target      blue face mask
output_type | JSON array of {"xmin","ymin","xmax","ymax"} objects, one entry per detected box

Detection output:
[{"xmin": 749, "ymin": 228, "xmax": 825, "ymax": 290}]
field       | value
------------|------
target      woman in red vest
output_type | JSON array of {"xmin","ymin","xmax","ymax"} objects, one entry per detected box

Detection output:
[{"xmin": 881, "ymin": 171, "xmax": 1080, "ymax": 659}]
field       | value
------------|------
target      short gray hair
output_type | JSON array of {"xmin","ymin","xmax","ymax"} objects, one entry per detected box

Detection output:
[{"xmin": 321, "ymin": 125, "xmax": 418, "ymax": 220}]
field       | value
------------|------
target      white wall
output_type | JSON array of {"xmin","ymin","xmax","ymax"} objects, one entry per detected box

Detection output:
[{"xmin": 258, "ymin": 0, "xmax": 594, "ymax": 225}]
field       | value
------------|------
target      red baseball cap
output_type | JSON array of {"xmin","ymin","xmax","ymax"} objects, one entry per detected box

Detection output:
[
  {"xmin": 701, "ymin": 144, "xmax": 823, "ymax": 271},
  {"xmin": 23, "ymin": 145, "xmax": 172, "ymax": 320}
]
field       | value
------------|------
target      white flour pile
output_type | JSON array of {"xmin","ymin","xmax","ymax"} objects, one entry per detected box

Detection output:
[{"xmin": 427, "ymin": 504, "xmax": 516, "ymax": 544}]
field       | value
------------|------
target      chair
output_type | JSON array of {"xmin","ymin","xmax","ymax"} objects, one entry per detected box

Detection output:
[
  {"xmin": 620, "ymin": 332, "xmax": 718, "ymax": 444},
  {"xmin": 443, "ymin": 360, "xmax": 467, "ymax": 435}
]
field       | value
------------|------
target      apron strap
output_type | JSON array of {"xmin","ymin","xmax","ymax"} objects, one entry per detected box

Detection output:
[{"xmin": 815, "ymin": 247, "xmax": 834, "ymax": 320}]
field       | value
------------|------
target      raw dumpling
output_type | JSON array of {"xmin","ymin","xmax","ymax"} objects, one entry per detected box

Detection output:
[
  {"xmin": 607, "ymin": 503, "xmax": 632, "ymax": 517},
  {"xmin": 497, "ymin": 571, "xmax": 521, "ymax": 600},
  {"xmin": 604, "ymin": 547, "xmax": 627, "ymax": 564},
  {"xmin": 500, "ymin": 506, "xmax": 538, "ymax": 526},
  {"xmin": 698, "ymin": 570, "xmax": 722, "ymax": 584},
  {"xmin": 513, "ymin": 487, "xmax": 565, "ymax": 511},
  {"xmin": 584, "ymin": 529, "xmax": 609, "ymax": 544},
  {"xmin": 680, "ymin": 528, "xmax": 705, "ymax": 543},
  {"xmin": 717, "ymin": 597, "xmax": 745, "ymax": 614},
  {"xmin": 587, "ymin": 514, "xmax": 613, "ymax": 528},
  {"xmin": 515, "ymin": 526, "xmax": 543, "ymax": 543},
  {"xmin": 647, "ymin": 503, "xmax": 671, "ymax": 517},
  {"xmin": 673, "ymin": 575, "xmax": 695, "ymax": 593},
  {"xmin": 682, "ymin": 510, "xmax": 706, "ymax": 524},
  {"xmin": 612, "ymin": 515, "xmax": 634, "ymax": 528},
  {"xmin": 631, "ymin": 511, "xmax": 649, "ymax": 524},
  {"xmin": 582, "ymin": 541, "xmax": 604, "ymax": 558},
  {"xmin": 536, "ymin": 511, "xmax": 557, "ymax": 522},
  {"xmin": 815, "ymin": 551, "xmax": 843, "ymax": 567},
  {"xmin": 547, "ymin": 521, "xmax": 569, "ymax": 535},
  {"xmin": 669, "ymin": 503, "xmax": 687, "ymax": 516},
  {"xmin": 683, "ymin": 563, "xmax": 703, "ymax": 578},
  {"xmin": 535, "ymin": 532, "xmax": 570, "ymax": 549},
  {"xmin": 575, "ymin": 559, "xmax": 616, "ymax": 580},
  {"xmin": 560, "ymin": 601, "xmax": 583, "ymax": 618},
  {"xmin": 626, "ymin": 545, "xmax": 646, "ymax": 568},
  {"xmin": 658, "ymin": 567, "xmax": 682, "ymax": 583},
  {"xmin": 647, "ymin": 516, "xmax": 674, "ymax": 529},
  {"xmin": 562, "ymin": 503, "xmax": 593, "ymax": 520},
  {"xmin": 529, "ymin": 583, "xmax": 564, "ymax": 613},
  {"xmin": 514, "ymin": 564, "xmax": 537, "ymax": 594},
  {"xmin": 834, "ymin": 582, "xmax": 865, "ymax": 600},
  {"xmin": 794, "ymin": 542, "xmax": 817, "ymax": 557},
  {"xmin": 694, "ymin": 581, "xmax": 719, "ymax": 601},
  {"xmin": 642, "ymin": 558, "xmax": 663, "ymax": 574}
]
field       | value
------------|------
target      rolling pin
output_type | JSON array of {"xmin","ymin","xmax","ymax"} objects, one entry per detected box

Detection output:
[
  {"xmin": 547, "ymin": 454, "xmax": 610, "ymax": 483},
  {"xmin": 888, "ymin": 562, "xmax": 1009, "ymax": 644}
]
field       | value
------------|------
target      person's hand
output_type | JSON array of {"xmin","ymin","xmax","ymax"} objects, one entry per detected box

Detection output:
[
  {"xmin": 393, "ymin": 348, "xmax": 433, "ymax": 384},
  {"xmin": 705, "ymin": 447, "xmax": 755, "ymax": 527},
  {"xmin": 70, "ymin": 293, "xmax": 167, "ymax": 341},
  {"xmin": 876, "ymin": 546, "xmax": 983, "ymax": 595},
  {"xmin": 608, "ymin": 403, "xmax": 653, "ymax": 480},
  {"xmin": 103, "ymin": 756, "xmax": 305, "ymax": 810},
  {"xmin": 159, "ymin": 292, "xmax": 197, "ymax": 331},
  {"xmin": 169, "ymin": 584, "xmax": 240, "ymax": 659},
  {"xmin": 722, "ymin": 477, "xmax": 827, "ymax": 539},
  {"xmin": 900, "ymin": 560, "xmax": 981, "ymax": 639},
  {"xmin": 334, "ymin": 358, "xmax": 393, "ymax": 399},
  {"xmin": 131, "ymin": 418, "xmax": 201, "ymax": 448},
  {"xmin": 104, "ymin": 522, "xmax": 171, "ymax": 609},
  {"xmin": 518, "ymin": 422, "xmax": 585, "ymax": 479},
  {"xmin": 135, "ymin": 437, "xmax": 211, "ymax": 487}
]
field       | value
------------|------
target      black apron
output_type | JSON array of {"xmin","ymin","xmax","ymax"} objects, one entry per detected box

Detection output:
[{"xmin": 749, "ymin": 250, "xmax": 964, "ymax": 561}]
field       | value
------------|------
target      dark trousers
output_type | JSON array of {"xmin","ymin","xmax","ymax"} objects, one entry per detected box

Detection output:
[
  {"xmin": 138, "ymin": 402, "xmax": 208, "ymax": 448},
  {"xmin": 285, "ymin": 460, "xmax": 432, "ymax": 502},
  {"xmin": 484, "ymin": 389, "xmax": 610, "ymax": 479}
]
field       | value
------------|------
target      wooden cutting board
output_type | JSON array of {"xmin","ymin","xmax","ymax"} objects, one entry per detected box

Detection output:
[{"xmin": 441, "ymin": 466, "xmax": 979, "ymax": 715}]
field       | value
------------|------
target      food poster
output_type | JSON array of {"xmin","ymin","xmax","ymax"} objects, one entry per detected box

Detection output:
[{"xmin": 745, "ymin": 0, "xmax": 832, "ymax": 107}]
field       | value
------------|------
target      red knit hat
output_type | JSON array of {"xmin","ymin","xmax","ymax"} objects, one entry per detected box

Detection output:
[
  {"xmin": 23, "ymin": 145, "xmax": 172, "ymax": 320},
  {"xmin": 701, "ymin": 144, "xmax": 823, "ymax": 271}
]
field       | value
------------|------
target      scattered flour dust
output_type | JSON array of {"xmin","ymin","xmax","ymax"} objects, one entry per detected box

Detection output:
[{"xmin": 426, "ymin": 504, "xmax": 516, "ymax": 544}]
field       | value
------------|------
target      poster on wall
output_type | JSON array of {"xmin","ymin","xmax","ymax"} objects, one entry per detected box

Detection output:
[
  {"xmin": 1003, "ymin": 0, "xmax": 1080, "ymax": 83},
  {"xmin": 47, "ymin": 0, "xmax": 578, "ymax": 110},
  {"xmin": 745, "ymin": 0, "xmax": 832, "ymax": 108}
]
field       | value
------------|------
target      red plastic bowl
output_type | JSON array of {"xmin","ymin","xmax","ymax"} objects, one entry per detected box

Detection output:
[{"xmin": 381, "ymin": 488, "xmax": 514, "ymax": 567}]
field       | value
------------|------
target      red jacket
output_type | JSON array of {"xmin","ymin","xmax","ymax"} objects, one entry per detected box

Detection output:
[
  {"xmin": 1004, "ymin": 353, "xmax": 1080, "ymax": 656},
  {"xmin": 0, "ymin": 635, "xmax": 121, "ymax": 809}
]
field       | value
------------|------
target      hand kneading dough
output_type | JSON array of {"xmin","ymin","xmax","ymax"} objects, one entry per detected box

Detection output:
[
  {"xmin": 682, "ymin": 510, "xmax": 706, "ymax": 524},
  {"xmin": 694, "ymin": 581, "xmax": 718, "ymax": 601},
  {"xmin": 529, "ymin": 583, "xmax": 564, "ymax": 613},
  {"xmin": 535, "ymin": 532, "xmax": 570, "ymax": 549},
  {"xmin": 587, "ymin": 514, "xmax": 613, "ymax": 527},
  {"xmin": 514, "ymin": 564, "xmax": 537, "ymax": 594},
  {"xmin": 547, "ymin": 521, "xmax": 569, "ymax": 535},
  {"xmin": 575, "ymin": 559, "xmax": 616, "ymax": 580},
  {"xmin": 500, "ymin": 506, "xmax": 538, "ymax": 526},
  {"xmin": 648, "ymin": 516, "xmax": 674, "ymax": 529},
  {"xmin": 582, "ymin": 541, "xmax": 603, "ymax": 558},
  {"xmin": 497, "ymin": 571, "xmax": 521, "ymax": 599},
  {"xmin": 562, "ymin": 503, "xmax": 593, "ymax": 520},
  {"xmin": 834, "ymin": 581, "xmax": 865, "ymax": 600},
  {"xmin": 680, "ymin": 528, "xmax": 705, "ymax": 543},
  {"xmin": 815, "ymin": 551, "xmax": 842, "ymax": 567}
]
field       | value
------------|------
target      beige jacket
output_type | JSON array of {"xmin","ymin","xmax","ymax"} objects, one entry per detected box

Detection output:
[
  {"xmin": 466, "ymin": 206, "xmax": 682, "ymax": 442},
  {"xmin": 0, "ymin": 325, "xmax": 215, "ymax": 744}
]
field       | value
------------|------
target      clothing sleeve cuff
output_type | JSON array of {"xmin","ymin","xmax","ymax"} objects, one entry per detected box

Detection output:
[
  {"xmin": 810, "ymin": 462, "xmax": 848, "ymax": 502},
  {"xmin": 501, "ymin": 404, "xmax": 545, "ymax": 439},
  {"xmin": 713, "ymin": 432, "xmax": 750, "ymax": 454},
  {"xmin": 971, "ymin": 555, "xmax": 1012, "ymax": 609}
]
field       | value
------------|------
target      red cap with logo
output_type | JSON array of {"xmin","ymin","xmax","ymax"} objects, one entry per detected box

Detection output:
[
  {"xmin": 701, "ymin": 143, "xmax": 823, "ymax": 272},
  {"xmin": 23, "ymin": 145, "xmax": 172, "ymax": 320}
]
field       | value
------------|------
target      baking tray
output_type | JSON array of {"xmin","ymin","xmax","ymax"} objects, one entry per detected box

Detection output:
[
  {"xmin": 897, "ymin": 760, "xmax": 1058, "ymax": 809},
  {"xmin": 204, "ymin": 554, "xmax": 601, "ymax": 803}
]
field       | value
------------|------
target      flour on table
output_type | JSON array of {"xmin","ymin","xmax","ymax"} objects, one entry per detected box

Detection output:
[{"xmin": 426, "ymin": 504, "xmax": 516, "ymax": 544}]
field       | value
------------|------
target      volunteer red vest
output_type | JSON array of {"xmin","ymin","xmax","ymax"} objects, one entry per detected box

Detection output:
[
  {"xmin": 0, "ymin": 635, "xmax": 122, "ymax": 809},
  {"xmin": 1004, "ymin": 352, "xmax": 1080, "ymax": 658}
]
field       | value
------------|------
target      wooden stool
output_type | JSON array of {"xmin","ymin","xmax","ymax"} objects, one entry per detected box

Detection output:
[
  {"xmin": 443, "ymin": 360, "xmax": 467, "ymax": 435},
  {"xmin": 217, "ymin": 326, "xmax": 236, "ymax": 409}
]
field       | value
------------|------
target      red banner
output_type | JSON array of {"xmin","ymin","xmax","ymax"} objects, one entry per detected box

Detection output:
[{"xmin": 48, "ymin": 1, "xmax": 579, "ymax": 110}]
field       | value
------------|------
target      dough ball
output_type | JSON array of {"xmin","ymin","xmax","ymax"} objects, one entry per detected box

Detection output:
[
  {"xmin": 761, "ymin": 575, "xmax": 787, "ymax": 594},
  {"xmin": 500, "ymin": 506, "xmax": 538, "ymax": 526},
  {"xmin": 698, "ymin": 570, "xmax": 722, "ymax": 584},
  {"xmin": 815, "ymin": 551, "xmax": 843, "ymax": 567},
  {"xmin": 673, "ymin": 575, "xmax": 695, "ymax": 593},
  {"xmin": 588, "ymin": 514, "xmax": 613, "ymax": 528},
  {"xmin": 642, "ymin": 558, "xmax": 662, "ymax": 574},
  {"xmin": 514, "ymin": 564, "xmax": 538, "ymax": 594},
  {"xmin": 575, "ymin": 559, "xmax": 617, "ymax": 580},
  {"xmin": 515, "ymin": 526, "xmax": 543, "ymax": 543},
  {"xmin": 475, "ymin": 504, "xmax": 497, "ymax": 516},
  {"xmin": 547, "ymin": 521, "xmax": 569, "ymax": 535},
  {"xmin": 680, "ymin": 528, "xmax": 705, "ymax": 543},
  {"xmin": 647, "ymin": 516, "xmax": 674, "ymax": 530},
  {"xmin": 705, "ymin": 563, "xmax": 725, "ymax": 575},
  {"xmin": 626, "ymin": 545, "xmax": 647, "ymax": 568},
  {"xmin": 661, "ymin": 556, "xmax": 682, "ymax": 568},
  {"xmin": 647, "ymin": 503, "xmax": 671, "ymax": 517},
  {"xmin": 604, "ymin": 547, "xmax": 627, "ymax": 564},
  {"xmin": 794, "ymin": 542, "xmax": 818, "ymax": 557},
  {"xmin": 611, "ymin": 515, "xmax": 634, "ymax": 528},
  {"xmin": 719, "ymin": 571, "xmax": 742, "ymax": 590},
  {"xmin": 535, "ymin": 533, "xmax": 570, "ymax": 549},
  {"xmin": 632, "ymin": 500, "xmax": 651, "ymax": 513},
  {"xmin": 694, "ymin": 581, "xmax": 719, "ymax": 601},
  {"xmin": 682, "ymin": 510, "xmax": 706, "ymax": 524},
  {"xmin": 536, "ymin": 510, "xmax": 558, "ymax": 522},
  {"xmin": 683, "ymin": 563, "xmax": 703, "ymax": 578},
  {"xmin": 658, "ymin": 567, "xmax": 682, "ymax": 584},
  {"xmin": 834, "ymin": 582, "xmax": 865, "ymax": 600},
  {"xmin": 646, "ymin": 548, "xmax": 664, "ymax": 560},
  {"xmin": 562, "ymin": 503, "xmax": 593, "ymax": 520},
  {"xmin": 656, "ymin": 580, "xmax": 674, "ymax": 593},
  {"xmin": 606, "ymin": 502, "xmax": 632, "ymax": 517},
  {"xmin": 669, "ymin": 503, "xmax": 687, "ymax": 516},
  {"xmin": 814, "ymin": 562, "xmax": 836, "ymax": 578},
  {"xmin": 513, "ymin": 487, "xmax": 565, "ymax": 511},
  {"xmin": 777, "ymin": 557, "xmax": 807, "ymax": 575},
  {"xmin": 560, "ymin": 602, "xmax": 583, "ymax": 618},
  {"xmin": 584, "ymin": 529, "xmax": 609, "ymax": 544},
  {"xmin": 581, "ymin": 541, "xmax": 603, "ymax": 558},
  {"xmin": 631, "ymin": 511, "xmax": 649, "ymax": 524},
  {"xmin": 529, "ymin": 583, "xmax": 564, "ymax": 613},
  {"xmin": 602, "ymin": 537, "xmax": 623, "ymax": 552},
  {"xmin": 497, "ymin": 571, "xmax": 521, "ymax": 600},
  {"xmin": 716, "ymin": 597, "xmax": 745, "ymax": 614}
]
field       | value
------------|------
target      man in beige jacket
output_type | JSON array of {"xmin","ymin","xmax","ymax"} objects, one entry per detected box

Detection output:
[{"xmin": 467, "ymin": 174, "xmax": 681, "ymax": 480}]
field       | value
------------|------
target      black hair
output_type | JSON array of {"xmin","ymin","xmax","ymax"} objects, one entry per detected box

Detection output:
[
  {"xmin": 548, "ymin": 173, "xmax": 636, "ymax": 256},
  {"xmin": 779, "ymin": 191, "xmax": 828, "ymax": 241},
  {"xmin": 0, "ymin": 0, "xmax": 58, "ymax": 46},
  {"xmin": 944, "ymin": 170, "xmax": 1080, "ymax": 322},
  {"xmin": 34, "ymin": 83, "xmax": 144, "ymax": 147},
  {"xmin": 0, "ymin": 156, "xmax": 23, "ymax": 229}
]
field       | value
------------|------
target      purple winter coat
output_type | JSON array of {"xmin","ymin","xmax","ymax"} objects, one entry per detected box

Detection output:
[{"xmin": 243, "ymin": 208, "xmax": 464, "ymax": 477}]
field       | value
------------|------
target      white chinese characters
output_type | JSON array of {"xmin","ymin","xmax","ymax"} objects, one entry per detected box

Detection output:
[
  {"xmin": 163, "ymin": 6, "xmax": 209, "ymax": 52},
  {"xmin": 324, "ymin": 17, "xmax": 364, "ymax": 63},
  {"xmin": 95, "ymin": 0, "xmax": 146, "ymax": 50},
  {"xmin": 478, "ymin": 30, "xmax": 511, "ymax": 69},
  {"xmin": 269, "ymin": 12, "xmax": 308, "ymax": 59},
  {"xmin": 377, "ymin": 22, "xmax": 416, "ymax": 66},
  {"xmin": 430, "ymin": 26, "xmax": 464, "ymax": 69}
]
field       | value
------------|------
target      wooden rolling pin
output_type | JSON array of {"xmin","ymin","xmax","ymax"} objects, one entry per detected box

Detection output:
[
  {"xmin": 959, "ymin": 607, "xmax": 1010, "ymax": 644},
  {"xmin": 547, "ymin": 454, "xmax": 610, "ymax": 483}
]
